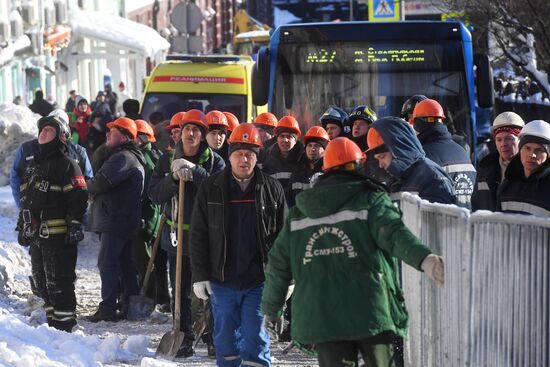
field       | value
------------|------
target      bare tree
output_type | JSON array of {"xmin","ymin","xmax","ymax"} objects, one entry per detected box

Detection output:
[{"xmin": 439, "ymin": 0, "xmax": 550, "ymax": 97}]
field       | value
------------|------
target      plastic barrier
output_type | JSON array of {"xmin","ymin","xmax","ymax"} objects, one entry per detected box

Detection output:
[{"xmin": 397, "ymin": 193, "xmax": 550, "ymax": 367}]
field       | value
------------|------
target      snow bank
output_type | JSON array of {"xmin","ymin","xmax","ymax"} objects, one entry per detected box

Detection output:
[{"xmin": 0, "ymin": 103, "xmax": 40, "ymax": 186}]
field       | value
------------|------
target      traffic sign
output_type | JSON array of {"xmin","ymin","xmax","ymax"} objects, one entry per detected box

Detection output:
[
  {"xmin": 170, "ymin": 2, "xmax": 203, "ymax": 34},
  {"xmin": 368, "ymin": 0, "xmax": 400, "ymax": 22}
]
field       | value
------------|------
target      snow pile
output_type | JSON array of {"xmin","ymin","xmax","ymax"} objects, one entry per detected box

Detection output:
[
  {"xmin": 0, "ymin": 103, "xmax": 40, "ymax": 186},
  {"xmin": 0, "ymin": 186, "xmax": 173, "ymax": 366}
]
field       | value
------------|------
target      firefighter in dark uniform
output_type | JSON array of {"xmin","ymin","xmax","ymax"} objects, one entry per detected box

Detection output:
[
  {"xmin": 17, "ymin": 114, "xmax": 88, "ymax": 332},
  {"xmin": 320, "ymin": 106, "xmax": 350, "ymax": 140}
]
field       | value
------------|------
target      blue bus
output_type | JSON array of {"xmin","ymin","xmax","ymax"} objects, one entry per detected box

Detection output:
[{"xmin": 252, "ymin": 21, "xmax": 494, "ymax": 157}]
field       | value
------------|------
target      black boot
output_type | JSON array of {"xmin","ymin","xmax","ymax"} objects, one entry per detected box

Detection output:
[
  {"xmin": 175, "ymin": 338, "xmax": 195, "ymax": 358},
  {"xmin": 86, "ymin": 307, "xmax": 118, "ymax": 323}
]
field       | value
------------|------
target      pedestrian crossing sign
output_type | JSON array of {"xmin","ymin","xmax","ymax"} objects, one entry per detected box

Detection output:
[{"xmin": 368, "ymin": 0, "xmax": 400, "ymax": 22}]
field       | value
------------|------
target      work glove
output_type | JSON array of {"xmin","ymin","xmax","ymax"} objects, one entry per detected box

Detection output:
[
  {"xmin": 421, "ymin": 254, "xmax": 445, "ymax": 287},
  {"xmin": 263, "ymin": 314, "xmax": 284, "ymax": 340},
  {"xmin": 67, "ymin": 220, "xmax": 84, "ymax": 245},
  {"xmin": 193, "ymin": 281, "xmax": 212, "ymax": 300},
  {"xmin": 171, "ymin": 158, "xmax": 196, "ymax": 172},
  {"xmin": 172, "ymin": 167, "xmax": 193, "ymax": 181}
]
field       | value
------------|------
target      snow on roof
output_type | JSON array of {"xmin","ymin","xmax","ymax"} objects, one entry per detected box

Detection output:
[
  {"xmin": 69, "ymin": 8, "xmax": 170, "ymax": 59},
  {"xmin": 0, "ymin": 36, "xmax": 31, "ymax": 68},
  {"xmin": 235, "ymin": 30, "xmax": 270, "ymax": 39},
  {"xmin": 274, "ymin": 7, "xmax": 302, "ymax": 28}
]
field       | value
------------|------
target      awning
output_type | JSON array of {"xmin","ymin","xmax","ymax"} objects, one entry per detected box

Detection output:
[
  {"xmin": 0, "ymin": 35, "xmax": 32, "ymax": 68},
  {"xmin": 69, "ymin": 8, "xmax": 170, "ymax": 59}
]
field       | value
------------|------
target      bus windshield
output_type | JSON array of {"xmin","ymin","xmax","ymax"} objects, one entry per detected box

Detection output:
[
  {"xmin": 141, "ymin": 92, "xmax": 247, "ymax": 122},
  {"xmin": 271, "ymin": 40, "xmax": 472, "ymax": 142}
]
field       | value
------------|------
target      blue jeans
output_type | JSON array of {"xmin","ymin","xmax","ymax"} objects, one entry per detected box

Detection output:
[
  {"xmin": 97, "ymin": 232, "xmax": 138, "ymax": 312},
  {"xmin": 210, "ymin": 282, "xmax": 271, "ymax": 367}
]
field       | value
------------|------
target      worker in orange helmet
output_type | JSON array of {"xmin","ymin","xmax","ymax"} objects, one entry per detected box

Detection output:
[
  {"xmin": 133, "ymin": 119, "xmax": 169, "ymax": 313},
  {"xmin": 260, "ymin": 115, "xmax": 304, "ymax": 199},
  {"xmin": 190, "ymin": 123, "xmax": 286, "ymax": 367},
  {"xmin": 206, "ymin": 110, "xmax": 231, "ymax": 162},
  {"xmin": 149, "ymin": 109, "xmax": 226, "ymax": 358},
  {"xmin": 253, "ymin": 112, "xmax": 278, "ymax": 148},
  {"xmin": 262, "ymin": 136, "xmax": 444, "ymax": 367},
  {"xmin": 223, "ymin": 111, "xmax": 240, "ymax": 138},
  {"xmin": 287, "ymin": 126, "xmax": 329, "ymax": 207}
]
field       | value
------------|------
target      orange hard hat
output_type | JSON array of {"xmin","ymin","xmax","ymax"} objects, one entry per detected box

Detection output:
[
  {"xmin": 181, "ymin": 109, "xmax": 208, "ymax": 131},
  {"xmin": 227, "ymin": 123, "xmax": 263, "ymax": 147},
  {"xmin": 166, "ymin": 111, "xmax": 186, "ymax": 130},
  {"xmin": 303, "ymin": 126, "xmax": 329, "ymax": 145},
  {"xmin": 412, "ymin": 99, "xmax": 445, "ymax": 122},
  {"xmin": 367, "ymin": 126, "xmax": 385, "ymax": 150},
  {"xmin": 253, "ymin": 112, "xmax": 278, "ymax": 128},
  {"xmin": 223, "ymin": 112, "xmax": 240, "ymax": 132},
  {"xmin": 135, "ymin": 119, "xmax": 156, "ymax": 142},
  {"xmin": 322, "ymin": 137, "xmax": 365, "ymax": 171},
  {"xmin": 275, "ymin": 115, "xmax": 301, "ymax": 137},
  {"xmin": 106, "ymin": 117, "xmax": 137, "ymax": 140},
  {"xmin": 206, "ymin": 110, "xmax": 230, "ymax": 130}
]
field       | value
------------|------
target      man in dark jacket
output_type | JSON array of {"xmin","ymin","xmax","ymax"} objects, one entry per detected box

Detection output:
[
  {"xmin": 472, "ymin": 112, "xmax": 524, "ymax": 211},
  {"xmin": 149, "ymin": 109, "xmax": 225, "ymax": 358},
  {"xmin": 133, "ymin": 119, "xmax": 169, "ymax": 308},
  {"xmin": 17, "ymin": 114, "xmax": 88, "ymax": 332},
  {"xmin": 497, "ymin": 120, "xmax": 550, "ymax": 216},
  {"xmin": 260, "ymin": 115, "xmax": 304, "ymax": 198},
  {"xmin": 86, "ymin": 117, "xmax": 145, "ymax": 322},
  {"xmin": 288, "ymin": 126, "xmax": 329, "ymax": 207},
  {"xmin": 190, "ymin": 123, "xmax": 286, "ymax": 367},
  {"xmin": 10, "ymin": 109, "xmax": 93, "ymax": 209},
  {"xmin": 411, "ymin": 99, "xmax": 476, "ymax": 208},
  {"xmin": 367, "ymin": 117, "xmax": 455, "ymax": 205},
  {"xmin": 261, "ymin": 137, "xmax": 443, "ymax": 367},
  {"xmin": 29, "ymin": 90, "xmax": 54, "ymax": 117}
]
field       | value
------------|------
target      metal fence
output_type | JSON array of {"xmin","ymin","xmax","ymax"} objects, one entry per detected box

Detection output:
[{"xmin": 397, "ymin": 193, "xmax": 550, "ymax": 367}]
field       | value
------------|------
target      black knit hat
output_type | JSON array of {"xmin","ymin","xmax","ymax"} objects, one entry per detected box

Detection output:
[
  {"xmin": 275, "ymin": 127, "xmax": 298, "ymax": 141},
  {"xmin": 304, "ymin": 136, "xmax": 328, "ymax": 149},
  {"xmin": 228, "ymin": 142, "xmax": 260, "ymax": 157},
  {"xmin": 519, "ymin": 135, "xmax": 550, "ymax": 155}
]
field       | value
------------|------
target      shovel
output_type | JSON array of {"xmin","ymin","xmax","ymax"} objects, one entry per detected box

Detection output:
[
  {"xmin": 156, "ymin": 180, "xmax": 186, "ymax": 359},
  {"xmin": 127, "ymin": 213, "xmax": 166, "ymax": 321}
]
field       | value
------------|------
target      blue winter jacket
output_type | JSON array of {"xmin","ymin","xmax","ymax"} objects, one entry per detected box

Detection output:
[
  {"xmin": 418, "ymin": 124, "xmax": 476, "ymax": 208},
  {"xmin": 10, "ymin": 139, "xmax": 93, "ymax": 208},
  {"xmin": 370, "ymin": 117, "xmax": 456, "ymax": 205},
  {"xmin": 86, "ymin": 142, "xmax": 145, "ymax": 236}
]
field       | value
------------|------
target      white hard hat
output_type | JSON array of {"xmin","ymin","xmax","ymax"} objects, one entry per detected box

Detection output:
[
  {"xmin": 37, "ymin": 108, "xmax": 71, "ymax": 139},
  {"xmin": 490, "ymin": 111, "xmax": 525, "ymax": 134},
  {"xmin": 49, "ymin": 108, "xmax": 69, "ymax": 127},
  {"xmin": 519, "ymin": 120, "xmax": 550, "ymax": 143}
]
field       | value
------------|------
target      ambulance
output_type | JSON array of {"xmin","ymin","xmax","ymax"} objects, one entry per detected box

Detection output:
[{"xmin": 140, "ymin": 54, "xmax": 265, "ymax": 123}]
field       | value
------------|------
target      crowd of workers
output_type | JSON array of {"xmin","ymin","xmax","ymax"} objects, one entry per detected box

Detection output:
[{"xmin": 9, "ymin": 90, "xmax": 550, "ymax": 366}]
